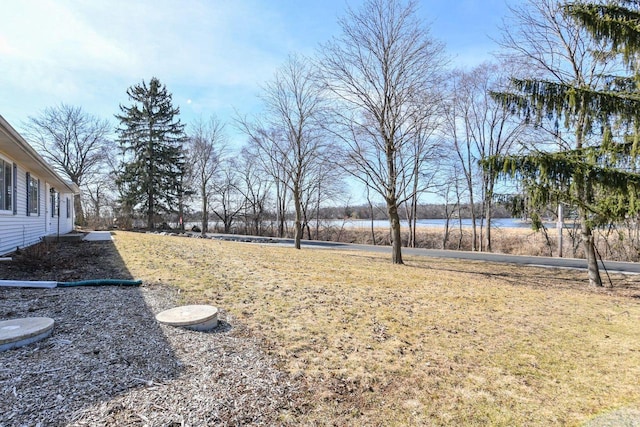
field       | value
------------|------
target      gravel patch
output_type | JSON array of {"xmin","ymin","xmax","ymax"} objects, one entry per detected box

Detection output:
[
  {"xmin": 582, "ymin": 408, "xmax": 640, "ymax": 427},
  {"xmin": 0, "ymin": 240, "xmax": 307, "ymax": 426}
]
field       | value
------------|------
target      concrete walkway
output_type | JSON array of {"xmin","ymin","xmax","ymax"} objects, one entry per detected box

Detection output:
[{"xmin": 82, "ymin": 231, "xmax": 113, "ymax": 241}]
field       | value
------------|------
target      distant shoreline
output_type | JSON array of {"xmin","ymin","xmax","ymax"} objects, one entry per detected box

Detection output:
[
  {"xmin": 181, "ymin": 218, "xmax": 562, "ymax": 231},
  {"xmin": 312, "ymin": 218, "xmax": 553, "ymax": 229}
]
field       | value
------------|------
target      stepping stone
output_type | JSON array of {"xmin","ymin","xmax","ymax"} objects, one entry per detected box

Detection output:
[
  {"xmin": 0, "ymin": 317, "xmax": 55, "ymax": 351},
  {"xmin": 155, "ymin": 305, "xmax": 219, "ymax": 331}
]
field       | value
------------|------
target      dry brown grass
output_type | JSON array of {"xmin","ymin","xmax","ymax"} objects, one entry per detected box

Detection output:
[{"xmin": 112, "ymin": 231, "xmax": 640, "ymax": 426}]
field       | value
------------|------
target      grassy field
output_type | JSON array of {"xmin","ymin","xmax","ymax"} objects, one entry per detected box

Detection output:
[{"xmin": 112, "ymin": 231, "xmax": 640, "ymax": 426}]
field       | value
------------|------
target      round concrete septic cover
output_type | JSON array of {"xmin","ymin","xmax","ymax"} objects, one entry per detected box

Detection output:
[
  {"xmin": 155, "ymin": 305, "xmax": 219, "ymax": 331},
  {"xmin": 0, "ymin": 317, "xmax": 55, "ymax": 351}
]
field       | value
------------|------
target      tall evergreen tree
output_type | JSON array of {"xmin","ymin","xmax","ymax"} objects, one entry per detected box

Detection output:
[
  {"xmin": 490, "ymin": 0, "xmax": 640, "ymax": 287},
  {"xmin": 115, "ymin": 77, "xmax": 187, "ymax": 230}
]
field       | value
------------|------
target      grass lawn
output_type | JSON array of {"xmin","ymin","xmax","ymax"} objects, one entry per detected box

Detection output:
[{"xmin": 112, "ymin": 231, "xmax": 640, "ymax": 426}]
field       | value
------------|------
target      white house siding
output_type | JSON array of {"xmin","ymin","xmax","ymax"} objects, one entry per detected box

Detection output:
[
  {"xmin": 0, "ymin": 115, "xmax": 78, "ymax": 255},
  {"xmin": 0, "ymin": 154, "xmax": 75, "ymax": 255},
  {"xmin": 45, "ymin": 182, "xmax": 75, "ymax": 237}
]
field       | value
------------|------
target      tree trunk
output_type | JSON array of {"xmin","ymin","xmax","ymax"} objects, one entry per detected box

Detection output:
[
  {"xmin": 302, "ymin": 203, "xmax": 311, "ymax": 240},
  {"xmin": 178, "ymin": 199, "xmax": 185, "ymax": 232},
  {"xmin": 557, "ymin": 204, "xmax": 563, "ymax": 258},
  {"xmin": 74, "ymin": 193, "xmax": 85, "ymax": 227},
  {"xmin": 367, "ymin": 184, "xmax": 376, "ymax": 245},
  {"xmin": 293, "ymin": 183, "xmax": 302, "ymax": 250},
  {"xmin": 484, "ymin": 182, "xmax": 493, "ymax": 252},
  {"xmin": 483, "ymin": 170, "xmax": 497, "ymax": 252},
  {"xmin": 315, "ymin": 191, "xmax": 321, "ymax": 240},
  {"xmin": 202, "ymin": 206, "xmax": 208, "ymax": 234},
  {"xmin": 485, "ymin": 214, "xmax": 492, "ymax": 252},
  {"xmin": 370, "ymin": 217, "xmax": 376, "ymax": 245},
  {"xmin": 575, "ymin": 110, "xmax": 603, "ymax": 287},
  {"xmin": 404, "ymin": 202, "xmax": 414, "ymax": 248},
  {"xmin": 201, "ymin": 183, "xmax": 208, "ymax": 234},
  {"xmin": 147, "ymin": 197, "xmax": 154, "ymax": 230},
  {"xmin": 582, "ymin": 217, "xmax": 603, "ymax": 287},
  {"xmin": 277, "ymin": 181, "xmax": 286, "ymax": 238},
  {"xmin": 469, "ymin": 192, "xmax": 478, "ymax": 251},
  {"xmin": 410, "ymin": 160, "xmax": 420, "ymax": 248},
  {"xmin": 147, "ymin": 136, "xmax": 155, "ymax": 230},
  {"xmin": 443, "ymin": 215, "xmax": 450, "ymax": 249},
  {"xmin": 457, "ymin": 212, "xmax": 464, "ymax": 250},
  {"xmin": 91, "ymin": 189, "xmax": 101, "ymax": 224},
  {"xmin": 411, "ymin": 196, "xmax": 418, "ymax": 248},
  {"xmin": 253, "ymin": 203, "xmax": 261, "ymax": 235},
  {"xmin": 583, "ymin": 230, "xmax": 603, "ymax": 287},
  {"xmin": 387, "ymin": 201, "xmax": 403, "ymax": 264}
]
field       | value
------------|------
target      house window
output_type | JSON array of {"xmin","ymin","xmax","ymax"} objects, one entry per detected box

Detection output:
[
  {"xmin": 66, "ymin": 197, "xmax": 71, "ymax": 218},
  {"xmin": 50, "ymin": 191, "xmax": 56, "ymax": 217},
  {"xmin": 0, "ymin": 158, "xmax": 13, "ymax": 212},
  {"xmin": 26, "ymin": 173, "xmax": 39, "ymax": 216},
  {"xmin": 13, "ymin": 164, "xmax": 17, "ymax": 214}
]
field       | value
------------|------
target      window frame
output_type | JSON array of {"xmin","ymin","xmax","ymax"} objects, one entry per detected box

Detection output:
[
  {"xmin": 50, "ymin": 191, "xmax": 57, "ymax": 218},
  {"xmin": 0, "ymin": 156, "xmax": 15, "ymax": 214},
  {"xmin": 26, "ymin": 172, "xmax": 40, "ymax": 216}
]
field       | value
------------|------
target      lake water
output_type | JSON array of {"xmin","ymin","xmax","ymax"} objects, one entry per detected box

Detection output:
[
  {"xmin": 328, "ymin": 218, "xmax": 539, "ymax": 229},
  {"xmin": 184, "ymin": 217, "xmax": 559, "ymax": 231}
]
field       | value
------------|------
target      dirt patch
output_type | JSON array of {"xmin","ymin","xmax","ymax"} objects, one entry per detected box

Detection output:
[{"xmin": 1, "ymin": 240, "xmax": 127, "ymax": 282}]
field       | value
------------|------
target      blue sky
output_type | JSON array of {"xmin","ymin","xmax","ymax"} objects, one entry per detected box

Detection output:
[{"xmin": 0, "ymin": 0, "xmax": 514, "ymax": 145}]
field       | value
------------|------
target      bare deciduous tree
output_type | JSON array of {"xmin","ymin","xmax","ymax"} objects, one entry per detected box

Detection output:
[
  {"xmin": 319, "ymin": 0, "xmax": 446, "ymax": 264},
  {"xmin": 400, "ymin": 101, "xmax": 443, "ymax": 248},
  {"xmin": 187, "ymin": 116, "xmax": 226, "ymax": 233},
  {"xmin": 23, "ymin": 103, "xmax": 112, "ymax": 226},
  {"xmin": 238, "ymin": 129, "xmax": 290, "ymax": 238},
  {"xmin": 306, "ymin": 158, "xmax": 346, "ymax": 240},
  {"xmin": 84, "ymin": 163, "xmax": 117, "ymax": 228},
  {"xmin": 238, "ymin": 54, "xmax": 328, "ymax": 249},
  {"xmin": 435, "ymin": 159, "xmax": 466, "ymax": 250},
  {"xmin": 444, "ymin": 62, "xmax": 525, "ymax": 252},
  {"xmin": 237, "ymin": 146, "xmax": 271, "ymax": 236},
  {"xmin": 211, "ymin": 159, "xmax": 244, "ymax": 233}
]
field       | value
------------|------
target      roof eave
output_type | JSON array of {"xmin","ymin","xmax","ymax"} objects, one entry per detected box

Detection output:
[{"xmin": 0, "ymin": 114, "xmax": 79, "ymax": 194}]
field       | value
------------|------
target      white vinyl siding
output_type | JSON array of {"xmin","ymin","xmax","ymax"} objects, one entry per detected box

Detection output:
[
  {"xmin": 0, "ymin": 163, "xmax": 43, "ymax": 254},
  {"xmin": 46, "ymin": 188, "xmax": 74, "ymax": 237},
  {"xmin": 0, "ymin": 159, "xmax": 75, "ymax": 255},
  {"xmin": 0, "ymin": 115, "xmax": 77, "ymax": 255}
]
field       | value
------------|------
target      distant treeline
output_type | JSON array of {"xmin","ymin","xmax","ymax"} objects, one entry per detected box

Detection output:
[
  {"xmin": 179, "ymin": 202, "xmax": 514, "ymax": 224},
  {"xmin": 318, "ymin": 203, "xmax": 513, "ymax": 221}
]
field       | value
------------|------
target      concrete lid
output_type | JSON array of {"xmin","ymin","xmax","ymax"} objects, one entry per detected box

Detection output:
[
  {"xmin": 0, "ymin": 317, "xmax": 55, "ymax": 351},
  {"xmin": 155, "ymin": 305, "xmax": 218, "ymax": 327}
]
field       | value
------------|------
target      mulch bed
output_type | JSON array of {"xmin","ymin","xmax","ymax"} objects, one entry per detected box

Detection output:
[{"xmin": 0, "ymin": 240, "xmax": 307, "ymax": 426}]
